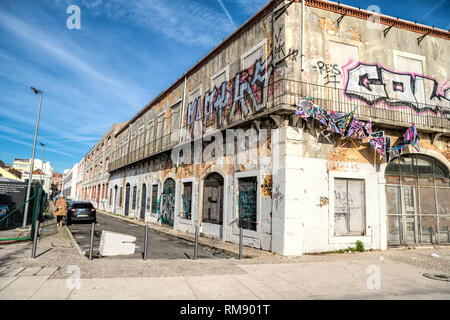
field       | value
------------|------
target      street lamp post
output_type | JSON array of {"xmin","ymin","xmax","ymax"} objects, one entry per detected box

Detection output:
[{"xmin": 23, "ymin": 87, "xmax": 43, "ymax": 228}]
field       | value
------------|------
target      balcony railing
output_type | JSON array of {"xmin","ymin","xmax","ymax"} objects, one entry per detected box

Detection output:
[{"xmin": 108, "ymin": 78, "xmax": 450, "ymax": 172}]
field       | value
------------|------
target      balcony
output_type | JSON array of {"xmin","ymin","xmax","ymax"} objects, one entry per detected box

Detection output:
[{"xmin": 108, "ymin": 78, "xmax": 450, "ymax": 172}]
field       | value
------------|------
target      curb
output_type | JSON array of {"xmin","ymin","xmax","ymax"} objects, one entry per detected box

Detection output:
[{"xmin": 64, "ymin": 225, "xmax": 87, "ymax": 260}]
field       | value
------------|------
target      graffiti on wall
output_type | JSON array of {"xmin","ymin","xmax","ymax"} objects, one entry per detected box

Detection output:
[
  {"xmin": 185, "ymin": 54, "xmax": 280, "ymax": 133},
  {"xmin": 157, "ymin": 192, "xmax": 175, "ymax": 225},
  {"xmin": 343, "ymin": 62, "xmax": 450, "ymax": 118},
  {"xmin": 181, "ymin": 194, "xmax": 191, "ymax": 220},
  {"xmin": 238, "ymin": 178, "xmax": 257, "ymax": 230},
  {"xmin": 312, "ymin": 61, "xmax": 341, "ymax": 87}
]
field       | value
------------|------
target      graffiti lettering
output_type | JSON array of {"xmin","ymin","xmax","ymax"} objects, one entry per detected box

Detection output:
[
  {"xmin": 185, "ymin": 54, "xmax": 278, "ymax": 132},
  {"xmin": 274, "ymin": 26, "xmax": 285, "ymax": 61},
  {"xmin": 345, "ymin": 62, "xmax": 450, "ymax": 118},
  {"xmin": 316, "ymin": 61, "xmax": 341, "ymax": 87}
]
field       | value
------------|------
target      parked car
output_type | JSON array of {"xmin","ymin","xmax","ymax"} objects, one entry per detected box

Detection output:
[
  {"xmin": 66, "ymin": 201, "xmax": 96, "ymax": 225},
  {"xmin": 66, "ymin": 199, "xmax": 74, "ymax": 209},
  {"xmin": 0, "ymin": 193, "xmax": 14, "ymax": 229}
]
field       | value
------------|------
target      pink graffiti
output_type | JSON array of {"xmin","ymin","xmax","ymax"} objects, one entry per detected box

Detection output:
[{"xmin": 343, "ymin": 61, "xmax": 450, "ymax": 119}]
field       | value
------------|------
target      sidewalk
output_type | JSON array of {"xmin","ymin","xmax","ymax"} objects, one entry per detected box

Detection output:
[
  {"xmin": 0, "ymin": 216, "xmax": 449, "ymax": 300},
  {"xmin": 0, "ymin": 255, "xmax": 449, "ymax": 300}
]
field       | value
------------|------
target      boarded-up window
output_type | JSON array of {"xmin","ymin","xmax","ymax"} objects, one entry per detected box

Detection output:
[
  {"xmin": 238, "ymin": 176, "xmax": 257, "ymax": 231},
  {"xmin": 170, "ymin": 102, "xmax": 181, "ymax": 144},
  {"xmin": 156, "ymin": 114, "xmax": 164, "ymax": 151},
  {"xmin": 328, "ymin": 41, "xmax": 359, "ymax": 90},
  {"xmin": 212, "ymin": 70, "xmax": 226, "ymax": 89},
  {"xmin": 203, "ymin": 173, "xmax": 224, "ymax": 224},
  {"xmin": 181, "ymin": 182, "xmax": 192, "ymax": 220},
  {"xmin": 243, "ymin": 46, "xmax": 263, "ymax": 70},
  {"xmin": 334, "ymin": 178, "xmax": 365, "ymax": 236},
  {"xmin": 151, "ymin": 184, "xmax": 158, "ymax": 214},
  {"xmin": 132, "ymin": 186, "xmax": 137, "ymax": 210},
  {"xmin": 396, "ymin": 55, "xmax": 424, "ymax": 104}
]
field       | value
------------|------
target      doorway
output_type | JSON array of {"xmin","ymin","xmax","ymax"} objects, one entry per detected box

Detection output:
[
  {"xmin": 140, "ymin": 184, "xmax": 146, "ymax": 220},
  {"xmin": 124, "ymin": 183, "xmax": 131, "ymax": 216}
]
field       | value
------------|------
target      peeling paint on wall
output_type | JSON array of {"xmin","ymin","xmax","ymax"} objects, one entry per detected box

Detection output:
[{"xmin": 261, "ymin": 174, "xmax": 272, "ymax": 197}]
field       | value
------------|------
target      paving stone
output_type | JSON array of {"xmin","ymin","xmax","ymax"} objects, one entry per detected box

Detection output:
[
  {"xmin": 17, "ymin": 267, "xmax": 42, "ymax": 276},
  {"xmin": 36, "ymin": 267, "xmax": 59, "ymax": 277},
  {"xmin": 0, "ymin": 276, "xmax": 49, "ymax": 299},
  {"xmin": 0, "ymin": 267, "xmax": 26, "ymax": 277},
  {"xmin": 0, "ymin": 277, "xmax": 17, "ymax": 291}
]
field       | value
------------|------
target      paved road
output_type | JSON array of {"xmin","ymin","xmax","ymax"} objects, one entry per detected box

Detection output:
[{"xmin": 67, "ymin": 212, "xmax": 222, "ymax": 260}]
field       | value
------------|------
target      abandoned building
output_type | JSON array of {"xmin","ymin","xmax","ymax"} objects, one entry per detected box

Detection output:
[{"xmin": 93, "ymin": 0, "xmax": 450, "ymax": 255}]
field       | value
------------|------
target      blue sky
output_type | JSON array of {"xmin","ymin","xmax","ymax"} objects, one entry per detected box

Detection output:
[{"xmin": 0, "ymin": 0, "xmax": 448, "ymax": 173}]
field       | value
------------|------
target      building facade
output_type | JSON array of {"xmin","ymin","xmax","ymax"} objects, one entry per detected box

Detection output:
[
  {"xmin": 62, "ymin": 163, "xmax": 79, "ymax": 199},
  {"xmin": 79, "ymin": 123, "xmax": 126, "ymax": 209},
  {"xmin": 71, "ymin": 0, "xmax": 449, "ymax": 255},
  {"xmin": 13, "ymin": 158, "xmax": 53, "ymax": 194},
  {"xmin": 0, "ymin": 160, "xmax": 21, "ymax": 181}
]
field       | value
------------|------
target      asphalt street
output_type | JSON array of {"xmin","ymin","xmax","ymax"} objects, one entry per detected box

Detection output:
[{"xmin": 67, "ymin": 212, "xmax": 222, "ymax": 260}]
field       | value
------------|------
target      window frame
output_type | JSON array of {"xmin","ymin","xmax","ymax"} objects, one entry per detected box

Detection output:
[
  {"xmin": 233, "ymin": 171, "xmax": 261, "ymax": 237},
  {"xmin": 328, "ymin": 171, "xmax": 371, "ymax": 244},
  {"xmin": 180, "ymin": 177, "xmax": 194, "ymax": 223}
]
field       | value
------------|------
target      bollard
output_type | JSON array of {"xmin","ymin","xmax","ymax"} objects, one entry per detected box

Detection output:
[
  {"xmin": 239, "ymin": 226, "xmax": 243, "ymax": 260},
  {"xmin": 143, "ymin": 225, "xmax": 149, "ymax": 260},
  {"xmin": 89, "ymin": 222, "xmax": 95, "ymax": 260},
  {"xmin": 194, "ymin": 225, "xmax": 199, "ymax": 260},
  {"xmin": 31, "ymin": 220, "xmax": 40, "ymax": 259}
]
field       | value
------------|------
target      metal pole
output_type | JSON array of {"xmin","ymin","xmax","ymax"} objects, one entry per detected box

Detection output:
[
  {"xmin": 143, "ymin": 224, "xmax": 149, "ymax": 260},
  {"xmin": 239, "ymin": 225, "xmax": 243, "ymax": 260},
  {"xmin": 23, "ymin": 91, "xmax": 43, "ymax": 227},
  {"xmin": 89, "ymin": 222, "xmax": 95, "ymax": 260},
  {"xmin": 31, "ymin": 219, "xmax": 40, "ymax": 259},
  {"xmin": 194, "ymin": 224, "xmax": 199, "ymax": 260}
]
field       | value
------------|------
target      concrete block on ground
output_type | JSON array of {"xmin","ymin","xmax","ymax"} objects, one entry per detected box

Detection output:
[{"xmin": 99, "ymin": 230, "xmax": 136, "ymax": 256}]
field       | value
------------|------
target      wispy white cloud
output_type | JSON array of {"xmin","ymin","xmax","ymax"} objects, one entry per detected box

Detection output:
[
  {"xmin": 233, "ymin": 0, "xmax": 268, "ymax": 15},
  {"xmin": 74, "ymin": 0, "xmax": 234, "ymax": 47},
  {"xmin": 217, "ymin": 0, "xmax": 237, "ymax": 30},
  {"xmin": 0, "ymin": 133, "xmax": 72, "ymax": 157},
  {"xmin": 0, "ymin": 11, "xmax": 149, "ymax": 109}
]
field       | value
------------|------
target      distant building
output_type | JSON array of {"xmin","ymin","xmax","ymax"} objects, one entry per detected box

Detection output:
[
  {"xmin": 12, "ymin": 158, "xmax": 53, "ymax": 194},
  {"xmin": 78, "ymin": 123, "xmax": 126, "ymax": 210},
  {"xmin": 0, "ymin": 160, "xmax": 21, "ymax": 181},
  {"xmin": 51, "ymin": 172, "xmax": 63, "ymax": 197},
  {"xmin": 62, "ymin": 163, "xmax": 79, "ymax": 199}
]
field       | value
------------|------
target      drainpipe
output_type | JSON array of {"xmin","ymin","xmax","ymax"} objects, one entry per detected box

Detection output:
[
  {"xmin": 301, "ymin": 0, "xmax": 305, "ymax": 76},
  {"xmin": 177, "ymin": 76, "xmax": 188, "ymax": 168},
  {"xmin": 179, "ymin": 76, "xmax": 187, "ymax": 146}
]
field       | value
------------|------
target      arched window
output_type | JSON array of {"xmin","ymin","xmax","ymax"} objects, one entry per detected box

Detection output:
[{"xmin": 385, "ymin": 154, "xmax": 450, "ymax": 246}]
